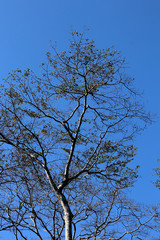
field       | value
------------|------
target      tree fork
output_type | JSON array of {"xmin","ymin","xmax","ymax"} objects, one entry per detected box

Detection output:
[{"xmin": 44, "ymin": 165, "xmax": 73, "ymax": 240}]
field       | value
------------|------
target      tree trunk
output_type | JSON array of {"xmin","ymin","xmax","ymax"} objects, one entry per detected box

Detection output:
[
  {"xmin": 64, "ymin": 209, "xmax": 72, "ymax": 240},
  {"xmin": 44, "ymin": 167, "xmax": 73, "ymax": 239},
  {"xmin": 59, "ymin": 195, "xmax": 73, "ymax": 240}
]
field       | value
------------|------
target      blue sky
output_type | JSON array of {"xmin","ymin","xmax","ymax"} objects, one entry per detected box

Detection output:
[{"xmin": 0, "ymin": 0, "xmax": 160, "ymax": 238}]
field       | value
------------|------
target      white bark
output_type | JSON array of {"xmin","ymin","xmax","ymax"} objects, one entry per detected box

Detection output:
[
  {"xmin": 64, "ymin": 209, "xmax": 72, "ymax": 240},
  {"xmin": 59, "ymin": 195, "xmax": 73, "ymax": 240},
  {"xmin": 44, "ymin": 167, "xmax": 73, "ymax": 240}
]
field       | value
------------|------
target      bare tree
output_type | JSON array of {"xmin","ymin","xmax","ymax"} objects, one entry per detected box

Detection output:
[{"xmin": 0, "ymin": 31, "xmax": 159, "ymax": 240}]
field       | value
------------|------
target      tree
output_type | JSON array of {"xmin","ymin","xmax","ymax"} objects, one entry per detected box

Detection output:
[{"xmin": 0, "ymin": 31, "xmax": 159, "ymax": 240}]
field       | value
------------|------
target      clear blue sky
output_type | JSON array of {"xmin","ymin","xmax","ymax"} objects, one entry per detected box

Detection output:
[{"xmin": 0, "ymin": 0, "xmax": 160, "ymax": 238}]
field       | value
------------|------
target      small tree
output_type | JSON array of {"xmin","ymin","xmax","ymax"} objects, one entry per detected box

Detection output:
[{"xmin": 0, "ymin": 31, "xmax": 159, "ymax": 239}]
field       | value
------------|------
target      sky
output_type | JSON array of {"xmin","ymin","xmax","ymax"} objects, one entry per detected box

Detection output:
[{"xmin": 0, "ymin": 0, "xmax": 160, "ymax": 238}]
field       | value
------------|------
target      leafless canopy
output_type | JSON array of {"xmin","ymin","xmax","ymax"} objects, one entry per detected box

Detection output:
[{"xmin": 0, "ymin": 31, "xmax": 159, "ymax": 240}]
